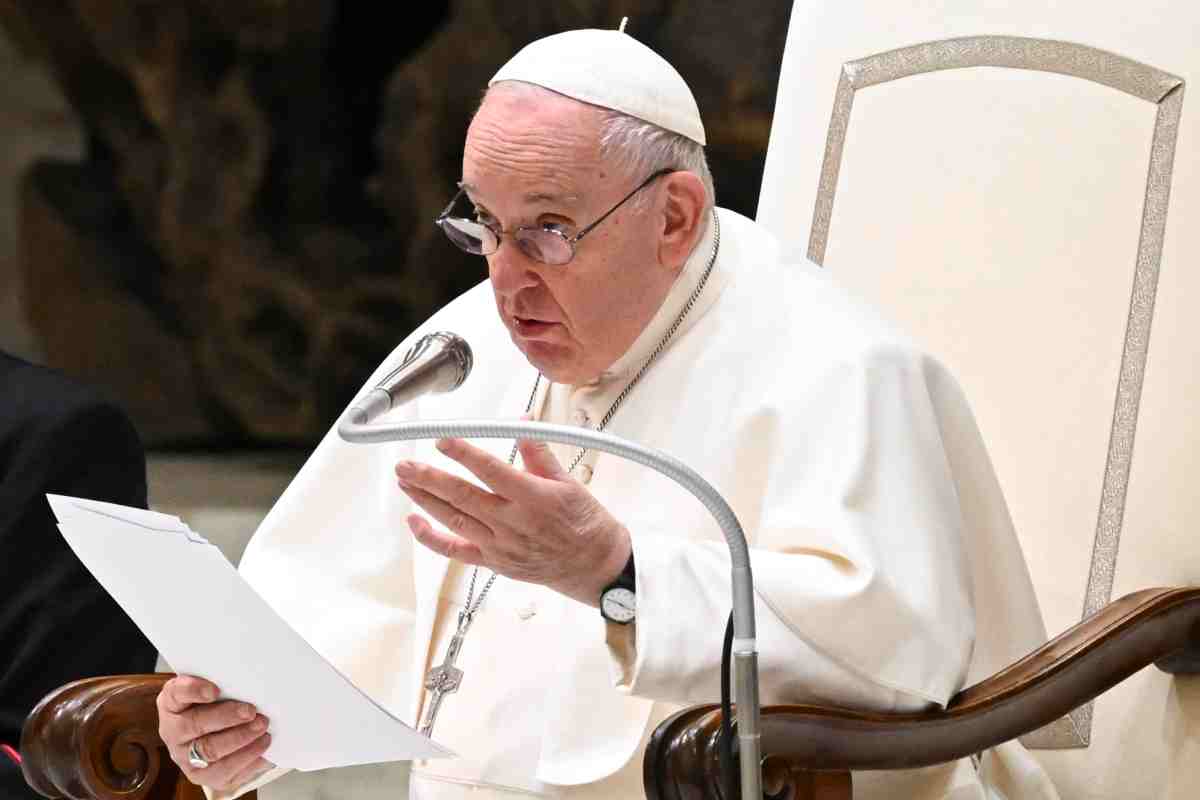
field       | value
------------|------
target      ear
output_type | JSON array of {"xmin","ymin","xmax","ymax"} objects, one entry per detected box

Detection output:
[{"xmin": 657, "ymin": 171, "xmax": 708, "ymax": 272}]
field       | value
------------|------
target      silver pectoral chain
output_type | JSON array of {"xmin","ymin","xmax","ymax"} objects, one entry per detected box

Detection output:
[{"xmin": 419, "ymin": 211, "xmax": 721, "ymax": 738}]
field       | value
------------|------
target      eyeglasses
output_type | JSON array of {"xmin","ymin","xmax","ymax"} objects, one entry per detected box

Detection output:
[{"xmin": 435, "ymin": 168, "xmax": 675, "ymax": 266}]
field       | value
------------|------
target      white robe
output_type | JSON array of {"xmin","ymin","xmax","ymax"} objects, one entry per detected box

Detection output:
[{"xmin": 222, "ymin": 207, "xmax": 1059, "ymax": 799}]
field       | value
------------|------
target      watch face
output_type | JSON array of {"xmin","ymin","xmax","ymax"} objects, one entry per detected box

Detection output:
[{"xmin": 601, "ymin": 587, "xmax": 636, "ymax": 624}]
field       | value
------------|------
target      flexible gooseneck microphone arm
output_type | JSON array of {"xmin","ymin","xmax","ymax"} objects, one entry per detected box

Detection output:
[{"xmin": 336, "ymin": 336, "xmax": 763, "ymax": 800}]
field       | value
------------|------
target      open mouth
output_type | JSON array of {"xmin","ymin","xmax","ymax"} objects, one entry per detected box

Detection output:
[{"xmin": 513, "ymin": 316, "xmax": 557, "ymax": 336}]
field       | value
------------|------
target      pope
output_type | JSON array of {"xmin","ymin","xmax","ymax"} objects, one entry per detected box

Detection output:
[{"xmin": 156, "ymin": 26, "xmax": 1060, "ymax": 800}]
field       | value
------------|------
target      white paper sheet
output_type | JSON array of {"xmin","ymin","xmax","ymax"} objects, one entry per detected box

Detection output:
[{"xmin": 46, "ymin": 494, "xmax": 452, "ymax": 771}]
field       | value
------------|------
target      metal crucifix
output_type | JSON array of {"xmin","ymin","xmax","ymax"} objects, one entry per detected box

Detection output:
[{"xmin": 418, "ymin": 610, "xmax": 474, "ymax": 737}]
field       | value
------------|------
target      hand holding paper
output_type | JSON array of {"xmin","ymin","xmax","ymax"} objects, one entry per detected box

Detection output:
[
  {"xmin": 46, "ymin": 495, "xmax": 451, "ymax": 774},
  {"xmin": 156, "ymin": 674, "xmax": 274, "ymax": 791}
]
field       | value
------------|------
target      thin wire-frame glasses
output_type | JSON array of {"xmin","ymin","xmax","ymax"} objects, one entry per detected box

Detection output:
[{"xmin": 435, "ymin": 168, "xmax": 675, "ymax": 266}]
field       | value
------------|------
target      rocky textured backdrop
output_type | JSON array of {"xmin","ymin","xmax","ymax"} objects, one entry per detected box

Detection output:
[{"xmin": 1, "ymin": 0, "xmax": 790, "ymax": 445}]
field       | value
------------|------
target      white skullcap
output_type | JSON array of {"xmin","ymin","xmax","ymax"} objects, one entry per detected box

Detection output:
[{"xmin": 489, "ymin": 28, "xmax": 706, "ymax": 146}]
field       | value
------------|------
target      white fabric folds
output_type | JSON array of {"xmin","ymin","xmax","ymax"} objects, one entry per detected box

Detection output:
[{"xmin": 219, "ymin": 209, "xmax": 1056, "ymax": 800}]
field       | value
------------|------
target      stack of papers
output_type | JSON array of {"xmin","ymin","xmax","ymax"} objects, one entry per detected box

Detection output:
[{"xmin": 47, "ymin": 495, "xmax": 451, "ymax": 771}]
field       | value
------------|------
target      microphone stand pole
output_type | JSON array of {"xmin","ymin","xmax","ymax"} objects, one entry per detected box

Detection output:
[{"xmin": 338, "ymin": 410, "xmax": 762, "ymax": 800}]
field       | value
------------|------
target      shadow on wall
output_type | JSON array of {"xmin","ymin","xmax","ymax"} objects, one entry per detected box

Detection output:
[{"xmin": 0, "ymin": 0, "xmax": 790, "ymax": 448}]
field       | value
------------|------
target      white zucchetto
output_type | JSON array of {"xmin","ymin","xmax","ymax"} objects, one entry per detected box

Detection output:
[{"xmin": 489, "ymin": 28, "xmax": 707, "ymax": 146}]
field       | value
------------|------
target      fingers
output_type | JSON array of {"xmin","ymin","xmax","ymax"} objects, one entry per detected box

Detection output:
[
  {"xmin": 396, "ymin": 457, "xmax": 508, "ymax": 519},
  {"xmin": 397, "ymin": 481, "xmax": 493, "ymax": 545},
  {"xmin": 188, "ymin": 731, "xmax": 273, "ymax": 791},
  {"xmin": 156, "ymin": 676, "xmax": 274, "ymax": 792},
  {"xmin": 408, "ymin": 514, "xmax": 484, "ymax": 564},
  {"xmin": 434, "ymin": 438, "xmax": 544, "ymax": 496},
  {"xmin": 194, "ymin": 714, "xmax": 270, "ymax": 763},
  {"xmin": 515, "ymin": 438, "xmax": 569, "ymax": 481},
  {"xmin": 158, "ymin": 676, "xmax": 248, "ymax": 748},
  {"xmin": 159, "ymin": 674, "xmax": 219, "ymax": 714},
  {"xmin": 514, "ymin": 413, "xmax": 569, "ymax": 481},
  {"xmin": 168, "ymin": 699, "xmax": 260, "ymax": 745}
]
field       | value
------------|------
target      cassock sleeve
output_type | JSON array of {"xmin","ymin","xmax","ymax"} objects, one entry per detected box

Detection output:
[{"xmin": 608, "ymin": 346, "xmax": 977, "ymax": 711}]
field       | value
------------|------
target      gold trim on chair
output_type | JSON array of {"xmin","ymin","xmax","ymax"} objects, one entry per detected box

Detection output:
[{"xmin": 807, "ymin": 35, "xmax": 1186, "ymax": 748}]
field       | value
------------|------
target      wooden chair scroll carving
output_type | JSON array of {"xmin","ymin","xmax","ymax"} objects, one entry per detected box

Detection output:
[
  {"xmin": 20, "ymin": 673, "xmax": 256, "ymax": 800},
  {"xmin": 19, "ymin": 589, "xmax": 1197, "ymax": 799},
  {"xmin": 643, "ymin": 586, "xmax": 1200, "ymax": 800}
]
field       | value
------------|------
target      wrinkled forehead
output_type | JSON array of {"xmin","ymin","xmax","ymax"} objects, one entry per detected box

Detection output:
[{"xmin": 461, "ymin": 85, "xmax": 610, "ymax": 208}]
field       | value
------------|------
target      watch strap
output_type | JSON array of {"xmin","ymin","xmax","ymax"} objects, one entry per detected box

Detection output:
[
  {"xmin": 599, "ymin": 550, "xmax": 636, "ymax": 624},
  {"xmin": 604, "ymin": 550, "xmax": 636, "ymax": 594}
]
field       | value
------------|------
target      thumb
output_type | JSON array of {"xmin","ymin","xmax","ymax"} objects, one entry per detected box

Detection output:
[{"xmin": 517, "ymin": 413, "xmax": 569, "ymax": 480}]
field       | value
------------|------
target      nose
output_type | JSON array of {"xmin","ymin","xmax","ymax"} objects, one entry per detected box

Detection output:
[{"xmin": 487, "ymin": 239, "xmax": 541, "ymax": 296}]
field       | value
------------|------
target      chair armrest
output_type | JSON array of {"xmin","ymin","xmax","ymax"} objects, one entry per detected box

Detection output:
[
  {"xmin": 644, "ymin": 586, "xmax": 1200, "ymax": 799},
  {"xmin": 19, "ymin": 673, "xmax": 252, "ymax": 800}
]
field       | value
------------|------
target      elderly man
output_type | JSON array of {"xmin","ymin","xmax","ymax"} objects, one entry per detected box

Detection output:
[{"xmin": 156, "ymin": 27, "xmax": 1059, "ymax": 800}]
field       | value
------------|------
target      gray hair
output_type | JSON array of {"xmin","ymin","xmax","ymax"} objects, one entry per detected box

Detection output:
[
  {"xmin": 597, "ymin": 110, "xmax": 715, "ymax": 219},
  {"xmin": 484, "ymin": 80, "xmax": 716, "ymax": 222}
]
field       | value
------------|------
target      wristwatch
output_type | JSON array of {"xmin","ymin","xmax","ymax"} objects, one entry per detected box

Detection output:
[{"xmin": 599, "ymin": 551, "xmax": 636, "ymax": 625}]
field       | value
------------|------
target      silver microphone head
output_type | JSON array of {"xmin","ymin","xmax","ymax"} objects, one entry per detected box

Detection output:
[
  {"xmin": 377, "ymin": 332, "xmax": 472, "ymax": 408},
  {"xmin": 342, "ymin": 332, "xmax": 472, "ymax": 427}
]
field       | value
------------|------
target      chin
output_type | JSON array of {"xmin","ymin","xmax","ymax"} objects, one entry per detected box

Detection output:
[
  {"xmin": 516, "ymin": 342, "xmax": 592, "ymax": 384},
  {"xmin": 512, "ymin": 335, "xmax": 565, "ymax": 372}
]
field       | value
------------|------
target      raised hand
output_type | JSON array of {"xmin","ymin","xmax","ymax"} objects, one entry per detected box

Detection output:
[{"xmin": 394, "ymin": 437, "xmax": 631, "ymax": 607}]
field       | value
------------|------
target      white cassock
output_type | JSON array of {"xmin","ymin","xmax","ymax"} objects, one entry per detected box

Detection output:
[{"xmin": 216, "ymin": 207, "xmax": 1060, "ymax": 800}]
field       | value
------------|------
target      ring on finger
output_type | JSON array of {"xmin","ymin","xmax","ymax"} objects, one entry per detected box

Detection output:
[{"xmin": 187, "ymin": 739, "xmax": 211, "ymax": 770}]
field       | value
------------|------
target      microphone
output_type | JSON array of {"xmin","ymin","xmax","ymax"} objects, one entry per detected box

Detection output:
[
  {"xmin": 345, "ymin": 332, "xmax": 473, "ymax": 425},
  {"xmin": 336, "ymin": 330, "xmax": 762, "ymax": 798}
]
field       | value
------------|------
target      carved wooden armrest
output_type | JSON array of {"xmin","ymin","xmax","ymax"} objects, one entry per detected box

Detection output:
[
  {"xmin": 644, "ymin": 586, "xmax": 1200, "ymax": 800},
  {"xmin": 19, "ymin": 673, "xmax": 255, "ymax": 800}
]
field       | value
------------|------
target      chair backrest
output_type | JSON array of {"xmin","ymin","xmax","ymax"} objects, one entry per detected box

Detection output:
[{"xmin": 757, "ymin": 4, "xmax": 1198, "ymax": 799}]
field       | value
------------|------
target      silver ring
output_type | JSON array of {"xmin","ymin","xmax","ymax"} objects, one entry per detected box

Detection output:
[{"xmin": 187, "ymin": 739, "xmax": 210, "ymax": 770}]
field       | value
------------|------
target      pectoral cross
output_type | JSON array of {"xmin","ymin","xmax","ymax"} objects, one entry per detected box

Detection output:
[{"xmin": 418, "ymin": 610, "xmax": 473, "ymax": 737}]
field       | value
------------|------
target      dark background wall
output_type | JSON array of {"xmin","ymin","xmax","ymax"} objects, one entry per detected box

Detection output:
[{"xmin": 0, "ymin": 0, "xmax": 791, "ymax": 447}]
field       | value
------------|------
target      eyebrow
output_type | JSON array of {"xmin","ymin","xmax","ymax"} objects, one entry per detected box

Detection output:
[{"xmin": 460, "ymin": 182, "xmax": 581, "ymax": 207}]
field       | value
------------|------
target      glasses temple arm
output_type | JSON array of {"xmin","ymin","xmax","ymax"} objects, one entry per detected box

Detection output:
[
  {"xmin": 436, "ymin": 187, "xmax": 466, "ymax": 221},
  {"xmin": 570, "ymin": 168, "xmax": 675, "ymax": 244}
]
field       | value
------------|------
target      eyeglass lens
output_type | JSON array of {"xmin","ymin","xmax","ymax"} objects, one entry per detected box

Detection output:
[
  {"xmin": 439, "ymin": 217, "xmax": 575, "ymax": 266},
  {"xmin": 440, "ymin": 217, "xmax": 497, "ymax": 255}
]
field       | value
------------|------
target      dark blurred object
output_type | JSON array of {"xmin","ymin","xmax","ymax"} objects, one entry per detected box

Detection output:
[
  {"xmin": 2, "ymin": 1, "xmax": 789, "ymax": 446},
  {"xmin": 0, "ymin": 351, "xmax": 157, "ymax": 800}
]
